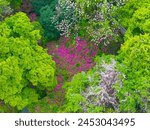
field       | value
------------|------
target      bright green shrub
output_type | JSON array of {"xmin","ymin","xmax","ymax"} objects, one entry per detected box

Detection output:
[
  {"xmin": 116, "ymin": 0, "xmax": 150, "ymax": 28},
  {"xmin": 116, "ymin": 0, "xmax": 150, "ymax": 39},
  {"xmin": 125, "ymin": 6, "xmax": 150, "ymax": 38},
  {"xmin": 0, "ymin": 12, "xmax": 56, "ymax": 110},
  {"xmin": 116, "ymin": 34, "xmax": 150, "ymax": 112},
  {"xmin": 113, "ymin": 0, "xmax": 150, "ymax": 112}
]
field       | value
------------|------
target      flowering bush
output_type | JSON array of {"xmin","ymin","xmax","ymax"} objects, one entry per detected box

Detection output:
[
  {"xmin": 0, "ymin": 0, "xmax": 13, "ymax": 21},
  {"xmin": 51, "ymin": 0, "xmax": 81, "ymax": 37},
  {"xmin": 29, "ymin": 13, "xmax": 37, "ymax": 22},
  {"xmin": 47, "ymin": 37, "xmax": 98, "ymax": 89},
  {"xmin": 68, "ymin": 0, "xmax": 126, "ymax": 46},
  {"xmin": 62, "ymin": 55, "xmax": 123, "ymax": 112}
]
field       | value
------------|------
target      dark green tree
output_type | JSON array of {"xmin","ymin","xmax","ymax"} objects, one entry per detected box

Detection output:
[{"xmin": 31, "ymin": 0, "xmax": 59, "ymax": 41}]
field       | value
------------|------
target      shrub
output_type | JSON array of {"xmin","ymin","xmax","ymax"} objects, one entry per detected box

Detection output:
[
  {"xmin": 116, "ymin": 0, "xmax": 150, "ymax": 28},
  {"xmin": 125, "ymin": 5, "xmax": 150, "ymax": 38},
  {"xmin": 116, "ymin": 0, "xmax": 150, "ymax": 39},
  {"xmin": 47, "ymin": 37, "xmax": 98, "ymax": 90},
  {"xmin": 31, "ymin": 0, "xmax": 55, "ymax": 15},
  {"xmin": 39, "ymin": 3, "xmax": 60, "ymax": 41},
  {"xmin": 51, "ymin": 0, "xmax": 81, "ymax": 37}
]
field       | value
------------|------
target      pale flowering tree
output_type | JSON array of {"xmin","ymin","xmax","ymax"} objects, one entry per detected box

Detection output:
[
  {"xmin": 51, "ymin": 0, "xmax": 81, "ymax": 37},
  {"xmin": 81, "ymin": 57, "xmax": 123, "ymax": 112},
  {"xmin": 62, "ymin": 0, "xmax": 128, "ymax": 46},
  {"xmin": 0, "ymin": 0, "xmax": 13, "ymax": 21},
  {"xmin": 62, "ymin": 56, "xmax": 124, "ymax": 112}
]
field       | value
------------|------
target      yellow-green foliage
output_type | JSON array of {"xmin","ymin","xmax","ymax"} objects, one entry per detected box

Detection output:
[
  {"xmin": 125, "ymin": 6, "xmax": 150, "ymax": 38},
  {"xmin": 116, "ymin": 34, "xmax": 150, "ymax": 112},
  {"xmin": 117, "ymin": 0, "xmax": 150, "ymax": 27},
  {"xmin": 117, "ymin": 0, "xmax": 150, "ymax": 39},
  {"xmin": 0, "ymin": 12, "xmax": 56, "ymax": 110}
]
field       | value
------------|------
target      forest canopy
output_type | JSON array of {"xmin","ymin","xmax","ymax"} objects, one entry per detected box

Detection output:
[{"xmin": 0, "ymin": 0, "xmax": 150, "ymax": 113}]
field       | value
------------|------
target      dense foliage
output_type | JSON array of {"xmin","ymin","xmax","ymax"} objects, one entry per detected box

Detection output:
[
  {"xmin": 116, "ymin": 0, "xmax": 150, "ymax": 38},
  {"xmin": 62, "ymin": 55, "xmax": 122, "ymax": 112},
  {"xmin": 116, "ymin": 34, "xmax": 150, "ymax": 112},
  {"xmin": 31, "ymin": 0, "xmax": 60, "ymax": 41},
  {"xmin": 0, "ymin": 12, "xmax": 56, "ymax": 111},
  {"xmin": 47, "ymin": 37, "xmax": 98, "ymax": 88},
  {"xmin": 0, "ymin": 0, "xmax": 150, "ymax": 113}
]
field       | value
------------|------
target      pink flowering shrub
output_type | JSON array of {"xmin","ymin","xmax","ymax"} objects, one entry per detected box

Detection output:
[
  {"xmin": 29, "ymin": 13, "xmax": 37, "ymax": 22},
  {"xmin": 47, "ymin": 37, "xmax": 98, "ymax": 90}
]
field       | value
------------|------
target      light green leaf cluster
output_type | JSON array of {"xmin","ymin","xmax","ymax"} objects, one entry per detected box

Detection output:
[
  {"xmin": 116, "ymin": 0, "xmax": 149, "ymax": 26},
  {"xmin": 116, "ymin": 0, "xmax": 150, "ymax": 38},
  {"xmin": 116, "ymin": 34, "xmax": 150, "ymax": 112},
  {"xmin": 125, "ymin": 6, "xmax": 150, "ymax": 38},
  {"xmin": 0, "ymin": 12, "xmax": 56, "ymax": 110},
  {"xmin": 62, "ymin": 72, "xmax": 88, "ymax": 112},
  {"xmin": 114, "ymin": 0, "xmax": 150, "ymax": 112}
]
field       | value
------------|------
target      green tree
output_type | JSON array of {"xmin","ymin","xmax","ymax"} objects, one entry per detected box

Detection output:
[
  {"xmin": 116, "ymin": 0, "xmax": 150, "ymax": 38},
  {"xmin": 125, "ymin": 5, "xmax": 150, "ymax": 38},
  {"xmin": 116, "ymin": 0, "xmax": 150, "ymax": 28},
  {"xmin": 113, "ymin": 0, "xmax": 150, "ymax": 112},
  {"xmin": 31, "ymin": 0, "xmax": 54, "ymax": 15},
  {"xmin": 8, "ymin": 0, "xmax": 22, "ymax": 10},
  {"xmin": 116, "ymin": 34, "xmax": 150, "ymax": 112},
  {"xmin": 0, "ymin": 12, "xmax": 56, "ymax": 111},
  {"xmin": 39, "ymin": 3, "xmax": 60, "ymax": 41},
  {"xmin": 31, "ymin": 0, "xmax": 60, "ymax": 41}
]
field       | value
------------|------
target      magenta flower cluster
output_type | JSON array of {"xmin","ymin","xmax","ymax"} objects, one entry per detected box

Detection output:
[
  {"xmin": 47, "ymin": 37, "xmax": 98, "ymax": 90},
  {"xmin": 29, "ymin": 13, "xmax": 37, "ymax": 22}
]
